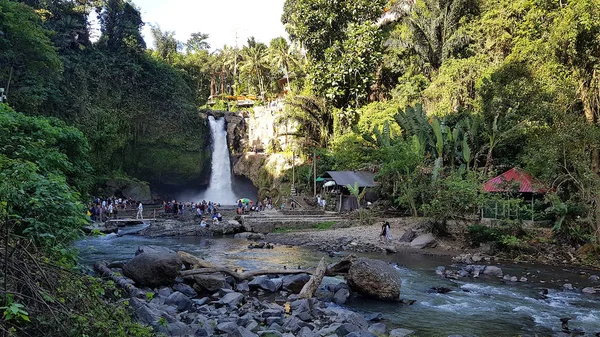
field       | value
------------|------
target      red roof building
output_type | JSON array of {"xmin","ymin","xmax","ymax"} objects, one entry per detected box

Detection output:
[{"xmin": 483, "ymin": 168, "xmax": 547, "ymax": 194}]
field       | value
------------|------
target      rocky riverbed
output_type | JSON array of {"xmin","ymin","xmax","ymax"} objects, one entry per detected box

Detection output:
[{"xmin": 95, "ymin": 245, "xmax": 416, "ymax": 337}]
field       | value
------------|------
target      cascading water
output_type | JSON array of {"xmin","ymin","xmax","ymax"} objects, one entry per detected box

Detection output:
[{"xmin": 199, "ymin": 116, "xmax": 238, "ymax": 204}]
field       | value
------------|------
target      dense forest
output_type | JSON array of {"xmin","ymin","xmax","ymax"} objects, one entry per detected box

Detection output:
[{"xmin": 1, "ymin": 0, "xmax": 600, "ymax": 335}]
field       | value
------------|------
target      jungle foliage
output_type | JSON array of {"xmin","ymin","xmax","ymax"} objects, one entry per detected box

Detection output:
[{"xmin": 280, "ymin": 0, "xmax": 600, "ymax": 248}]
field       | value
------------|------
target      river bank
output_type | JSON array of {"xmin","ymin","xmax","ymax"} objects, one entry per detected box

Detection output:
[{"xmin": 77, "ymin": 230, "xmax": 600, "ymax": 336}]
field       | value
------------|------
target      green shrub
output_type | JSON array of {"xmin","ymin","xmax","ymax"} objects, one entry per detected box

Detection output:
[{"xmin": 467, "ymin": 224, "xmax": 501, "ymax": 246}]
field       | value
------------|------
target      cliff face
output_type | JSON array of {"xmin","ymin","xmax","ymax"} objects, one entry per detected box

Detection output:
[
  {"xmin": 203, "ymin": 109, "xmax": 248, "ymax": 155},
  {"xmin": 233, "ymin": 153, "xmax": 293, "ymax": 194},
  {"xmin": 224, "ymin": 112, "xmax": 247, "ymax": 155}
]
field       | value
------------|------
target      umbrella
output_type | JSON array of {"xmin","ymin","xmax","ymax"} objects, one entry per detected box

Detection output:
[
  {"xmin": 316, "ymin": 177, "xmax": 325, "ymax": 182},
  {"xmin": 238, "ymin": 198, "xmax": 253, "ymax": 204},
  {"xmin": 323, "ymin": 181, "xmax": 336, "ymax": 187}
]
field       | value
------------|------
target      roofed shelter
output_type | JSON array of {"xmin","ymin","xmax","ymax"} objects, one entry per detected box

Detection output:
[
  {"xmin": 322, "ymin": 171, "xmax": 377, "ymax": 211},
  {"xmin": 325, "ymin": 171, "xmax": 376, "ymax": 188},
  {"xmin": 482, "ymin": 168, "xmax": 548, "ymax": 221}
]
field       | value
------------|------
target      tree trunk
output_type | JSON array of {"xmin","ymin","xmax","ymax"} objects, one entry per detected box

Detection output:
[
  {"xmin": 178, "ymin": 251, "xmax": 309, "ymax": 281},
  {"xmin": 298, "ymin": 257, "xmax": 326, "ymax": 299}
]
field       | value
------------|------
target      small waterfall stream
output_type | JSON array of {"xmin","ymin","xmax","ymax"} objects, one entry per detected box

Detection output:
[{"xmin": 199, "ymin": 116, "xmax": 238, "ymax": 204}]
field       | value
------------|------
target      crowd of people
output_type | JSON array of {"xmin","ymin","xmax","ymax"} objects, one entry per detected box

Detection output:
[
  {"xmin": 236, "ymin": 198, "xmax": 273, "ymax": 215},
  {"xmin": 88, "ymin": 197, "xmax": 140, "ymax": 222},
  {"xmin": 163, "ymin": 200, "xmax": 223, "ymax": 227}
]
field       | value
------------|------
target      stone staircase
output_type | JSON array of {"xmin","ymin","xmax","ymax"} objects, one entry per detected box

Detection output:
[{"xmin": 240, "ymin": 209, "xmax": 348, "ymax": 233}]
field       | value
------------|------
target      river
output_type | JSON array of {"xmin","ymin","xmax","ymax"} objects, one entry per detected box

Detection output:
[{"xmin": 75, "ymin": 228, "xmax": 600, "ymax": 337}]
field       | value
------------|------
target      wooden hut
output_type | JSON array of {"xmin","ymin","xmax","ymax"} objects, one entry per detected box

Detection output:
[{"xmin": 481, "ymin": 167, "xmax": 548, "ymax": 221}]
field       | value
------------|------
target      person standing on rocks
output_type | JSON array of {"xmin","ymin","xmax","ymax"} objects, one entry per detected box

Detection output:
[
  {"xmin": 136, "ymin": 202, "xmax": 143, "ymax": 220},
  {"xmin": 380, "ymin": 221, "xmax": 391, "ymax": 244}
]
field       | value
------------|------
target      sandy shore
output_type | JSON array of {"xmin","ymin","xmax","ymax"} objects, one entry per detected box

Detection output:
[{"xmin": 263, "ymin": 217, "xmax": 465, "ymax": 256}]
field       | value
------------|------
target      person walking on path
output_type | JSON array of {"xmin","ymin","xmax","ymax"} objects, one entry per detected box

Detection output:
[
  {"xmin": 136, "ymin": 202, "xmax": 143, "ymax": 220},
  {"xmin": 380, "ymin": 221, "xmax": 391, "ymax": 244}
]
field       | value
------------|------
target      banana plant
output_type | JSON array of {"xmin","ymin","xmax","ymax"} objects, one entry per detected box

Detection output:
[{"xmin": 346, "ymin": 182, "xmax": 367, "ymax": 209}]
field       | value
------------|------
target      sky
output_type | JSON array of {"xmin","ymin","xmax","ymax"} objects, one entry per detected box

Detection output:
[{"xmin": 130, "ymin": 0, "xmax": 288, "ymax": 50}]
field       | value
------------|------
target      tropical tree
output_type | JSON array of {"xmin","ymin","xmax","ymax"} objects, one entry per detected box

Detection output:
[
  {"xmin": 240, "ymin": 39, "xmax": 269, "ymax": 95},
  {"xmin": 186, "ymin": 32, "xmax": 210, "ymax": 52},
  {"xmin": 150, "ymin": 24, "xmax": 180, "ymax": 64},
  {"xmin": 346, "ymin": 182, "xmax": 367, "ymax": 209},
  {"xmin": 392, "ymin": 0, "xmax": 478, "ymax": 78},
  {"xmin": 276, "ymin": 95, "xmax": 333, "ymax": 148},
  {"xmin": 269, "ymin": 37, "xmax": 297, "ymax": 92},
  {"xmin": 0, "ymin": 0, "xmax": 62, "ymax": 113}
]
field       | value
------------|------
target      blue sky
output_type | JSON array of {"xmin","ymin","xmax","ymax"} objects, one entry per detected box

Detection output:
[{"xmin": 132, "ymin": 0, "xmax": 288, "ymax": 50}]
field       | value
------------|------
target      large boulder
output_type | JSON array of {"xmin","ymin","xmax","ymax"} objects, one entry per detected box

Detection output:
[
  {"xmin": 410, "ymin": 233, "xmax": 437, "ymax": 249},
  {"xmin": 248, "ymin": 276, "xmax": 278, "ymax": 292},
  {"xmin": 346, "ymin": 258, "xmax": 402, "ymax": 301},
  {"xmin": 122, "ymin": 251, "xmax": 182, "ymax": 287},
  {"xmin": 282, "ymin": 274, "xmax": 311, "ymax": 293},
  {"xmin": 193, "ymin": 274, "xmax": 227, "ymax": 292},
  {"xmin": 210, "ymin": 220, "xmax": 244, "ymax": 234}
]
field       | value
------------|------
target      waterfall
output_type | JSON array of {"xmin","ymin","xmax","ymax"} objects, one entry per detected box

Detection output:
[{"xmin": 199, "ymin": 116, "xmax": 238, "ymax": 204}]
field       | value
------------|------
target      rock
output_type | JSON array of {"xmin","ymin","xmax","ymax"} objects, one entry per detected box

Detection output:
[
  {"xmin": 296, "ymin": 326, "xmax": 317, "ymax": 337},
  {"xmin": 410, "ymin": 233, "xmax": 437, "ymax": 249},
  {"xmin": 165, "ymin": 291, "xmax": 193, "ymax": 311},
  {"xmin": 333, "ymin": 288, "xmax": 350, "ymax": 305},
  {"xmin": 211, "ymin": 220, "xmax": 244, "ymax": 234},
  {"xmin": 173, "ymin": 282, "xmax": 198, "ymax": 298},
  {"xmin": 282, "ymin": 316, "xmax": 303, "ymax": 333},
  {"xmin": 249, "ymin": 276, "xmax": 277, "ymax": 292},
  {"xmin": 234, "ymin": 326, "xmax": 259, "ymax": 337},
  {"xmin": 259, "ymin": 331, "xmax": 283, "ymax": 337},
  {"xmin": 563, "ymin": 283, "xmax": 574, "ymax": 290},
  {"xmin": 122, "ymin": 251, "xmax": 182, "ymax": 287},
  {"xmin": 368, "ymin": 322, "xmax": 387, "ymax": 335},
  {"xmin": 336, "ymin": 323, "xmax": 359, "ymax": 336},
  {"xmin": 346, "ymin": 258, "xmax": 402, "ymax": 301},
  {"xmin": 427, "ymin": 287, "xmax": 452, "ymax": 294},
  {"xmin": 471, "ymin": 253, "xmax": 483, "ymax": 262},
  {"xmin": 582, "ymin": 287, "xmax": 597, "ymax": 294},
  {"xmin": 157, "ymin": 287, "xmax": 173, "ymax": 298},
  {"xmin": 234, "ymin": 232, "xmax": 265, "ymax": 240},
  {"xmin": 282, "ymin": 274, "xmax": 311, "ymax": 293},
  {"xmin": 435, "ymin": 266, "xmax": 446, "ymax": 277},
  {"xmin": 389, "ymin": 328, "xmax": 415, "ymax": 337},
  {"xmin": 236, "ymin": 281, "xmax": 251, "ymax": 292},
  {"xmin": 193, "ymin": 297, "xmax": 210, "ymax": 306},
  {"xmin": 520, "ymin": 277, "xmax": 528, "ymax": 282},
  {"xmin": 364, "ymin": 313, "xmax": 383, "ymax": 322},
  {"xmin": 483, "ymin": 266, "xmax": 503, "ymax": 277},
  {"xmin": 194, "ymin": 274, "xmax": 227, "ymax": 292},
  {"xmin": 510, "ymin": 276, "xmax": 518, "ymax": 282},
  {"xmin": 130, "ymin": 297, "xmax": 162, "ymax": 325},
  {"xmin": 590, "ymin": 275, "xmax": 599, "ymax": 282},
  {"xmin": 346, "ymin": 332, "xmax": 378, "ymax": 337},
  {"xmin": 134, "ymin": 245, "xmax": 177, "ymax": 256},
  {"xmin": 398, "ymin": 228, "xmax": 417, "ymax": 242},
  {"xmin": 216, "ymin": 322, "xmax": 239, "ymax": 334},
  {"xmin": 221, "ymin": 292, "xmax": 245, "ymax": 307}
]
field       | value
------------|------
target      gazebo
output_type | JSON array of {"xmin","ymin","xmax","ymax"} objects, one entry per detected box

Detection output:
[{"xmin": 481, "ymin": 168, "xmax": 548, "ymax": 221}]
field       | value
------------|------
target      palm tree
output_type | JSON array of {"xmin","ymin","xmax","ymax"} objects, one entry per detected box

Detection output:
[
  {"xmin": 240, "ymin": 39, "xmax": 269, "ymax": 96},
  {"xmin": 390, "ymin": 0, "xmax": 477, "ymax": 78},
  {"xmin": 275, "ymin": 95, "xmax": 333, "ymax": 148},
  {"xmin": 269, "ymin": 37, "xmax": 297, "ymax": 92}
]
